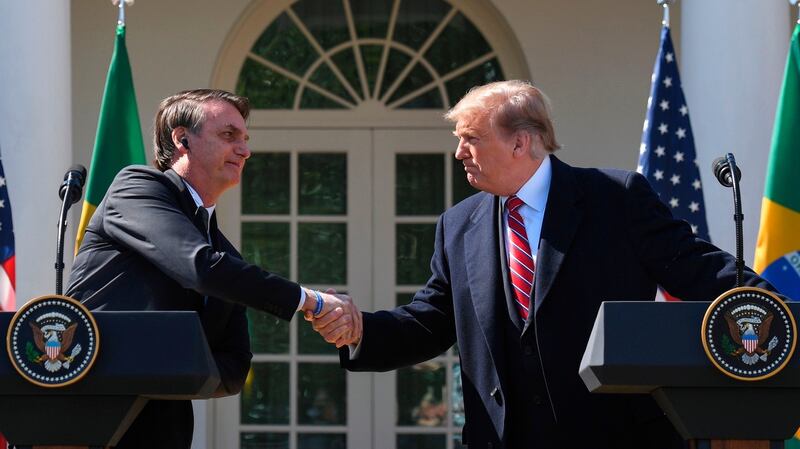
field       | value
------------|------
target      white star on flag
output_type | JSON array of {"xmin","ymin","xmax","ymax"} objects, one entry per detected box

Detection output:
[
  {"xmin": 659, "ymin": 123, "xmax": 668, "ymax": 134},
  {"xmin": 673, "ymin": 151, "xmax": 684, "ymax": 162},
  {"xmin": 679, "ymin": 105, "xmax": 688, "ymax": 116},
  {"xmin": 691, "ymin": 224, "xmax": 698, "ymax": 234},
  {"xmin": 0, "ymin": 177, "xmax": 5, "ymax": 187},
  {"xmin": 692, "ymin": 179, "xmax": 702, "ymax": 190},
  {"xmin": 659, "ymin": 100, "xmax": 669, "ymax": 111},
  {"xmin": 689, "ymin": 201, "xmax": 700, "ymax": 212},
  {"xmin": 675, "ymin": 127, "xmax": 686, "ymax": 139},
  {"xmin": 0, "ymin": 200, "xmax": 4, "ymax": 208},
  {"xmin": 670, "ymin": 174, "xmax": 681, "ymax": 185},
  {"xmin": 654, "ymin": 169, "xmax": 664, "ymax": 180},
  {"xmin": 669, "ymin": 197, "xmax": 679, "ymax": 208},
  {"xmin": 663, "ymin": 77, "xmax": 672, "ymax": 87},
  {"xmin": 665, "ymin": 52, "xmax": 674, "ymax": 63},
  {"xmin": 655, "ymin": 146, "xmax": 666, "ymax": 157}
]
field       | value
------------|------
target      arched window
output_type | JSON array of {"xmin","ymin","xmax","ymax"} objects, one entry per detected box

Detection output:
[{"xmin": 213, "ymin": 0, "xmax": 528, "ymax": 124}]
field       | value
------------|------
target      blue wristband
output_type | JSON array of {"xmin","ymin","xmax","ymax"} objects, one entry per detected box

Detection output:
[{"xmin": 312, "ymin": 290, "xmax": 324, "ymax": 316}]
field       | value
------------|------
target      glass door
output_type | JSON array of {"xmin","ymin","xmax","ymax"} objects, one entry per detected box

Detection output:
[
  {"xmin": 215, "ymin": 129, "xmax": 373, "ymax": 449},
  {"xmin": 371, "ymin": 129, "xmax": 476, "ymax": 449}
]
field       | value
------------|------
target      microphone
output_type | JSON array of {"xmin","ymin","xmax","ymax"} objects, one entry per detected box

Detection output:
[
  {"xmin": 58, "ymin": 165, "xmax": 87, "ymax": 205},
  {"xmin": 712, "ymin": 156, "xmax": 742, "ymax": 188},
  {"xmin": 711, "ymin": 153, "xmax": 745, "ymax": 287}
]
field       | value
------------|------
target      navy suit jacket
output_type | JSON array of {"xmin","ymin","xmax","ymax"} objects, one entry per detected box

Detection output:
[
  {"xmin": 67, "ymin": 165, "xmax": 302, "ymax": 448},
  {"xmin": 342, "ymin": 156, "xmax": 774, "ymax": 448}
]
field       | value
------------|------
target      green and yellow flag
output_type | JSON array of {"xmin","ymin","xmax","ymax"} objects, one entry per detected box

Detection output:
[
  {"xmin": 754, "ymin": 22, "xmax": 800, "ymax": 300},
  {"xmin": 75, "ymin": 23, "xmax": 146, "ymax": 253}
]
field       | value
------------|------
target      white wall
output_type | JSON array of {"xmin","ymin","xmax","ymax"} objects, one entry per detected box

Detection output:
[
  {"xmin": 682, "ymin": 0, "xmax": 791, "ymax": 260},
  {"xmin": 0, "ymin": 0, "xmax": 72, "ymax": 304}
]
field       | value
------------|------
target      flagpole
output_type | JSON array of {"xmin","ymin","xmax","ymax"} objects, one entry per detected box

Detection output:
[
  {"xmin": 792, "ymin": 0, "xmax": 799, "ymax": 24},
  {"xmin": 657, "ymin": 0, "xmax": 676, "ymax": 28},
  {"xmin": 112, "ymin": 0, "xmax": 133, "ymax": 27}
]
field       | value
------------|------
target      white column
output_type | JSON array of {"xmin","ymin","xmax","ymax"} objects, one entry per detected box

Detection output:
[
  {"xmin": 0, "ymin": 1, "xmax": 72, "ymax": 304},
  {"xmin": 682, "ymin": 0, "xmax": 790, "ymax": 264}
]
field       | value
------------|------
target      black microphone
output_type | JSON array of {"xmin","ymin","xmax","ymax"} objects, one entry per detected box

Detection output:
[
  {"xmin": 712, "ymin": 156, "xmax": 742, "ymax": 188},
  {"xmin": 58, "ymin": 165, "xmax": 87, "ymax": 205}
]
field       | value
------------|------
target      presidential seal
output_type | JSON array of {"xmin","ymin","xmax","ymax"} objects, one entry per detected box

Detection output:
[
  {"xmin": 702, "ymin": 287, "xmax": 796, "ymax": 381},
  {"xmin": 5, "ymin": 295, "xmax": 100, "ymax": 388}
]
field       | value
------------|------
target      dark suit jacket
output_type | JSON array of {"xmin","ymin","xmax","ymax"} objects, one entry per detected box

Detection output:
[
  {"xmin": 67, "ymin": 165, "xmax": 302, "ymax": 449},
  {"xmin": 342, "ymin": 156, "xmax": 774, "ymax": 448}
]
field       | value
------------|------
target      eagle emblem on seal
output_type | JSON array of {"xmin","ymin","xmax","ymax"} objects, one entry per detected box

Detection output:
[
  {"xmin": 723, "ymin": 303, "xmax": 779, "ymax": 365},
  {"xmin": 28, "ymin": 312, "xmax": 83, "ymax": 373}
]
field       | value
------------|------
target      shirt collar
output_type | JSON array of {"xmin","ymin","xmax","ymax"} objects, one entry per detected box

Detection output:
[
  {"xmin": 504, "ymin": 154, "xmax": 552, "ymax": 212},
  {"xmin": 182, "ymin": 179, "xmax": 216, "ymax": 218}
]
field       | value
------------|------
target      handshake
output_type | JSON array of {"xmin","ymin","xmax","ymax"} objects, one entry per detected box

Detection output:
[{"xmin": 300, "ymin": 288, "xmax": 363, "ymax": 348}]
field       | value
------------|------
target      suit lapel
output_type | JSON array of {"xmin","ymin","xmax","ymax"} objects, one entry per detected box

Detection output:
[
  {"xmin": 465, "ymin": 194, "xmax": 506, "ymax": 366},
  {"xmin": 532, "ymin": 157, "xmax": 584, "ymax": 316}
]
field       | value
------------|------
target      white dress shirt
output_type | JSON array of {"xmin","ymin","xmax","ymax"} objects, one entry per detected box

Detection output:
[{"xmin": 501, "ymin": 155, "xmax": 552, "ymax": 266}]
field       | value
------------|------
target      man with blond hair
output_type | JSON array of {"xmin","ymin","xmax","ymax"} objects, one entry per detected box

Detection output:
[{"xmin": 313, "ymin": 80, "xmax": 773, "ymax": 448}]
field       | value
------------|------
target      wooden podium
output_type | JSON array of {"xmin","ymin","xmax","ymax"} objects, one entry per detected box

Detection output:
[
  {"xmin": 580, "ymin": 301, "xmax": 800, "ymax": 449},
  {"xmin": 0, "ymin": 311, "xmax": 220, "ymax": 448}
]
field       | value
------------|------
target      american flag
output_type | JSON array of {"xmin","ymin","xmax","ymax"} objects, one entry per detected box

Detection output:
[
  {"xmin": 638, "ymin": 26, "xmax": 710, "ymax": 243},
  {"xmin": 0, "ymin": 150, "xmax": 14, "ymax": 313}
]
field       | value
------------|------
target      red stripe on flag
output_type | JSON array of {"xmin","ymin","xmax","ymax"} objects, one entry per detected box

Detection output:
[{"xmin": 2, "ymin": 255, "xmax": 14, "ymax": 287}]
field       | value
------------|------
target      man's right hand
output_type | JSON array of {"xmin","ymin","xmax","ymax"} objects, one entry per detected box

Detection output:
[{"xmin": 301, "ymin": 288, "xmax": 363, "ymax": 348}]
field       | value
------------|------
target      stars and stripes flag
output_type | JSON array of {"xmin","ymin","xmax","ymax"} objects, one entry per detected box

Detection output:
[
  {"xmin": 0, "ymin": 149, "xmax": 14, "ymax": 313},
  {"xmin": 637, "ymin": 26, "xmax": 711, "ymax": 301}
]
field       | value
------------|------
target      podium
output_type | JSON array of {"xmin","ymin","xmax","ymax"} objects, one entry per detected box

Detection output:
[
  {"xmin": 580, "ymin": 301, "xmax": 800, "ymax": 448},
  {"xmin": 0, "ymin": 311, "xmax": 220, "ymax": 448}
]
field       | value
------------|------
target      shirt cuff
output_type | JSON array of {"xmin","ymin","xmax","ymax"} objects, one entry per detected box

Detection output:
[
  {"xmin": 348, "ymin": 339, "xmax": 363, "ymax": 359},
  {"xmin": 296, "ymin": 287, "xmax": 307, "ymax": 313}
]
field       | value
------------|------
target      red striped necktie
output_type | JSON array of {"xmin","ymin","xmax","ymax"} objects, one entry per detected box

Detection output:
[{"xmin": 506, "ymin": 195, "xmax": 534, "ymax": 320}]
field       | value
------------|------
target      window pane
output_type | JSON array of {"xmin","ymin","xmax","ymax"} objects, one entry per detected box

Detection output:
[
  {"xmin": 242, "ymin": 222, "xmax": 290, "ymax": 277},
  {"xmin": 308, "ymin": 63, "xmax": 356, "ymax": 105},
  {"xmin": 331, "ymin": 48, "xmax": 362, "ymax": 101},
  {"xmin": 396, "ymin": 223, "xmax": 435, "ymax": 285},
  {"xmin": 252, "ymin": 12, "xmax": 317, "ymax": 76},
  {"xmin": 397, "ymin": 362, "xmax": 447, "ymax": 426},
  {"xmin": 292, "ymin": 0, "xmax": 349, "ymax": 50},
  {"xmin": 393, "ymin": 0, "xmax": 450, "ymax": 51},
  {"xmin": 298, "ymin": 315, "xmax": 339, "ymax": 355},
  {"xmin": 299, "ymin": 153, "xmax": 347, "ymax": 215},
  {"xmin": 424, "ymin": 13, "xmax": 492, "ymax": 76},
  {"xmin": 397, "ymin": 88, "xmax": 443, "ymax": 110},
  {"xmin": 445, "ymin": 58, "xmax": 504, "ymax": 107},
  {"xmin": 396, "ymin": 154, "xmax": 444, "ymax": 215},
  {"xmin": 360, "ymin": 45, "xmax": 383, "ymax": 94},
  {"xmin": 247, "ymin": 309, "xmax": 289, "ymax": 354},
  {"xmin": 396, "ymin": 292, "xmax": 414, "ymax": 307},
  {"xmin": 452, "ymin": 157, "xmax": 478, "ymax": 204},
  {"xmin": 301, "ymin": 88, "xmax": 348, "ymax": 109},
  {"xmin": 242, "ymin": 153, "xmax": 290, "ymax": 214},
  {"xmin": 350, "ymin": 0, "xmax": 391, "ymax": 38},
  {"xmin": 387, "ymin": 63, "xmax": 434, "ymax": 106},
  {"xmin": 379, "ymin": 49, "xmax": 412, "ymax": 99},
  {"xmin": 453, "ymin": 435, "xmax": 467, "ymax": 449},
  {"xmin": 298, "ymin": 363, "xmax": 347, "ymax": 425},
  {"xmin": 241, "ymin": 363, "xmax": 290, "ymax": 424},
  {"xmin": 397, "ymin": 434, "xmax": 446, "ymax": 449},
  {"xmin": 237, "ymin": 59, "xmax": 298, "ymax": 110},
  {"xmin": 298, "ymin": 433, "xmax": 347, "ymax": 449},
  {"xmin": 298, "ymin": 223, "xmax": 347, "ymax": 284},
  {"xmin": 241, "ymin": 432, "xmax": 289, "ymax": 449},
  {"xmin": 452, "ymin": 363, "xmax": 465, "ymax": 427}
]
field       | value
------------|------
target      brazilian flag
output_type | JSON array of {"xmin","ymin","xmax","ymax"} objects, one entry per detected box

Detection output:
[{"xmin": 75, "ymin": 23, "xmax": 146, "ymax": 254}]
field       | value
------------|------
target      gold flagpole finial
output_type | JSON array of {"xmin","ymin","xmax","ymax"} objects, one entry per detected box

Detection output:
[
  {"xmin": 110, "ymin": 0, "xmax": 134, "ymax": 26},
  {"xmin": 657, "ymin": 0, "xmax": 676, "ymax": 27}
]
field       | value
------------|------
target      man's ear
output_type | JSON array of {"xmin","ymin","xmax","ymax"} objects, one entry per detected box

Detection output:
[
  {"xmin": 171, "ymin": 127, "xmax": 190, "ymax": 154},
  {"xmin": 512, "ymin": 131, "xmax": 533, "ymax": 157}
]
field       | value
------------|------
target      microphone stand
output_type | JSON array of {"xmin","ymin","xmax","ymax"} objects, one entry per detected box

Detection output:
[
  {"xmin": 726, "ymin": 153, "xmax": 745, "ymax": 287},
  {"xmin": 55, "ymin": 192, "xmax": 74, "ymax": 295}
]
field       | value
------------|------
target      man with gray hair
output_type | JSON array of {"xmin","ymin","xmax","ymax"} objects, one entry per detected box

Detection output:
[
  {"xmin": 313, "ymin": 80, "xmax": 773, "ymax": 448},
  {"xmin": 68, "ymin": 89, "xmax": 360, "ymax": 448}
]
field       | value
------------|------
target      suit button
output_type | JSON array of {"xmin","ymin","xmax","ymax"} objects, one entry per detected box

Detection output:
[
  {"xmin": 489, "ymin": 386, "xmax": 502, "ymax": 405},
  {"xmin": 523, "ymin": 345, "xmax": 534, "ymax": 355},
  {"xmin": 533, "ymin": 395, "xmax": 544, "ymax": 405}
]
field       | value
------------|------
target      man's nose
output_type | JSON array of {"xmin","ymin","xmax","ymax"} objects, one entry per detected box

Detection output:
[
  {"xmin": 454, "ymin": 139, "xmax": 468, "ymax": 160},
  {"xmin": 237, "ymin": 142, "xmax": 251, "ymax": 159}
]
